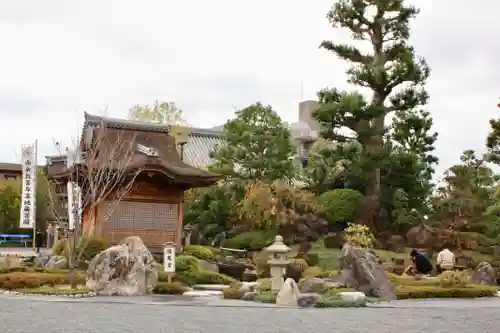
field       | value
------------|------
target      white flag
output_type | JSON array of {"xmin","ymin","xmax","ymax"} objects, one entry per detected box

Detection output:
[
  {"xmin": 67, "ymin": 182, "xmax": 82, "ymax": 230},
  {"xmin": 19, "ymin": 143, "xmax": 37, "ymax": 229}
]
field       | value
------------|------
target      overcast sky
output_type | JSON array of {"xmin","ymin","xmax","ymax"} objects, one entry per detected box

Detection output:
[{"xmin": 0, "ymin": 0, "xmax": 498, "ymax": 176}]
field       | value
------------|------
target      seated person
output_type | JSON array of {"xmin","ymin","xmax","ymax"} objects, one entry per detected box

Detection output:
[{"xmin": 410, "ymin": 249, "xmax": 433, "ymax": 275}]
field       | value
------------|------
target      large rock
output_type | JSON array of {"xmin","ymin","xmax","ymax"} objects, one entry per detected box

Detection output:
[
  {"xmin": 276, "ymin": 278, "xmax": 300, "ymax": 306},
  {"xmin": 298, "ymin": 277, "xmax": 326, "ymax": 294},
  {"xmin": 86, "ymin": 236, "xmax": 158, "ymax": 296},
  {"xmin": 338, "ymin": 244, "xmax": 396, "ymax": 300},
  {"xmin": 472, "ymin": 262, "xmax": 497, "ymax": 285},
  {"xmin": 406, "ymin": 225, "xmax": 438, "ymax": 249},
  {"xmin": 45, "ymin": 255, "xmax": 69, "ymax": 269}
]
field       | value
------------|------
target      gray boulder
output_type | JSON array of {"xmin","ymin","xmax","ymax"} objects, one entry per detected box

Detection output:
[
  {"xmin": 338, "ymin": 244, "xmax": 396, "ymax": 300},
  {"xmin": 276, "ymin": 278, "xmax": 300, "ymax": 306},
  {"xmin": 472, "ymin": 262, "xmax": 496, "ymax": 285},
  {"xmin": 86, "ymin": 236, "xmax": 158, "ymax": 296},
  {"xmin": 298, "ymin": 277, "xmax": 327, "ymax": 294},
  {"xmin": 45, "ymin": 255, "xmax": 69, "ymax": 269},
  {"xmin": 297, "ymin": 293, "xmax": 322, "ymax": 307}
]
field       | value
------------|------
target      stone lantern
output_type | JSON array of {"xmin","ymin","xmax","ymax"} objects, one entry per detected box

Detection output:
[{"xmin": 265, "ymin": 235, "xmax": 291, "ymax": 293}]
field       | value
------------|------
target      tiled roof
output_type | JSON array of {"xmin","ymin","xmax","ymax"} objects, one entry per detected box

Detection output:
[
  {"xmin": 0, "ymin": 163, "xmax": 22, "ymax": 172},
  {"xmin": 184, "ymin": 128, "xmax": 224, "ymax": 169}
]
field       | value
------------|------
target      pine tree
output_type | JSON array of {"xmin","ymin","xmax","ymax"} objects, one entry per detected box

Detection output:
[{"xmin": 314, "ymin": 0, "xmax": 430, "ymax": 228}]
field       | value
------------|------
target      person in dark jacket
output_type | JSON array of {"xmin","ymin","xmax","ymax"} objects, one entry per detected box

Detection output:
[
  {"xmin": 35, "ymin": 229, "xmax": 44, "ymax": 253},
  {"xmin": 410, "ymin": 249, "xmax": 433, "ymax": 275}
]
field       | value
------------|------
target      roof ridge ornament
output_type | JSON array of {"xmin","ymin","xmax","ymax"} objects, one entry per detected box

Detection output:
[{"xmin": 137, "ymin": 143, "xmax": 159, "ymax": 157}]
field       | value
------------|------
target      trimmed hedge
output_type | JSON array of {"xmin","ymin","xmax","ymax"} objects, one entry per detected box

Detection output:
[
  {"xmin": 0, "ymin": 272, "xmax": 86, "ymax": 290},
  {"xmin": 395, "ymin": 285, "xmax": 498, "ymax": 299},
  {"xmin": 182, "ymin": 245, "xmax": 215, "ymax": 262},
  {"xmin": 153, "ymin": 282, "xmax": 188, "ymax": 295}
]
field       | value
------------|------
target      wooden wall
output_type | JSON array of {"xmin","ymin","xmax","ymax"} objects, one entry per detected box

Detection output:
[{"xmin": 83, "ymin": 178, "xmax": 184, "ymax": 252}]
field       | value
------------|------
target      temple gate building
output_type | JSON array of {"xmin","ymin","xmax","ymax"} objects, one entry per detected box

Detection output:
[{"xmin": 45, "ymin": 113, "xmax": 222, "ymax": 252}]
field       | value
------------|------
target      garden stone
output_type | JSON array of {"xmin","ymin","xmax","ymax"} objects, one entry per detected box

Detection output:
[
  {"xmin": 199, "ymin": 260, "xmax": 219, "ymax": 273},
  {"xmin": 338, "ymin": 291, "xmax": 366, "ymax": 302},
  {"xmin": 338, "ymin": 244, "xmax": 396, "ymax": 300},
  {"xmin": 34, "ymin": 254, "xmax": 51, "ymax": 268},
  {"xmin": 45, "ymin": 255, "xmax": 69, "ymax": 269},
  {"xmin": 86, "ymin": 236, "xmax": 157, "ymax": 296},
  {"xmin": 276, "ymin": 278, "xmax": 300, "ymax": 306},
  {"xmin": 298, "ymin": 277, "xmax": 326, "ymax": 294},
  {"xmin": 297, "ymin": 293, "xmax": 321, "ymax": 308},
  {"xmin": 239, "ymin": 282, "xmax": 259, "ymax": 293},
  {"xmin": 473, "ymin": 262, "xmax": 497, "ymax": 285},
  {"xmin": 241, "ymin": 291, "xmax": 259, "ymax": 300}
]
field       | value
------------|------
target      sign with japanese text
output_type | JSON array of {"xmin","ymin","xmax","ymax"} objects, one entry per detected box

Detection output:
[
  {"xmin": 163, "ymin": 245, "xmax": 176, "ymax": 273},
  {"xmin": 67, "ymin": 181, "xmax": 82, "ymax": 230},
  {"xmin": 19, "ymin": 143, "xmax": 37, "ymax": 229}
]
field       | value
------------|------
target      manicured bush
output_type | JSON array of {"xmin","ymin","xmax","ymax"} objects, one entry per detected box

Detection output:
[
  {"xmin": 175, "ymin": 255, "xmax": 201, "ymax": 272},
  {"xmin": 315, "ymin": 298, "xmax": 367, "ymax": 308},
  {"xmin": 195, "ymin": 270, "xmax": 236, "ymax": 285},
  {"xmin": 222, "ymin": 285, "xmax": 245, "ymax": 299},
  {"xmin": 52, "ymin": 236, "xmax": 108, "ymax": 266},
  {"xmin": 182, "ymin": 245, "xmax": 216, "ymax": 262},
  {"xmin": 77, "ymin": 236, "xmax": 109, "ymax": 263},
  {"xmin": 302, "ymin": 266, "xmax": 324, "ymax": 278},
  {"xmin": 438, "ymin": 271, "xmax": 469, "ymax": 288},
  {"xmin": 224, "ymin": 230, "xmax": 273, "ymax": 251},
  {"xmin": 252, "ymin": 291, "xmax": 277, "ymax": 303},
  {"xmin": 0, "ymin": 272, "xmax": 85, "ymax": 290},
  {"xmin": 316, "ymin": 189, "xmax": 363, "ymax": 227},
  {"xmin": 388, "ymin": 274, "xmax": 440, "ymax": 287},
  {"xmin": 153, "ymin": 282, "xmax": 188, "ymax": 295},
  {"xmin": 395, "ymin": 285, "xmax": 498, "ymax": 299}
]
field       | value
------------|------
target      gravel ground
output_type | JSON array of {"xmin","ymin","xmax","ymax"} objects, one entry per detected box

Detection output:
[{"xmin": 1, "ymin": 296, "xmax": 499, "ymax": 333}]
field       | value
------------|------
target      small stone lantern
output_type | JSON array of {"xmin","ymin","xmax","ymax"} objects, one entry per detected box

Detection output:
[{"xmin": 265, "ymin": 235, "xmax": 291, "ymax": 293}]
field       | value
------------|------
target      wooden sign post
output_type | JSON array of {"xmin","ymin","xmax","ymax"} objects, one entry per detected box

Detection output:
[{"xmin": 163, "ymin": 242, "xmax": 176, "ymax": 284}]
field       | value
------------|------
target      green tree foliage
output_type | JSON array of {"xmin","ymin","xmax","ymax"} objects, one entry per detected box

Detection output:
[
  {"xmin": 316, "ymin": 189, "xmax": 363, "ymax": 227},
  {"xmin": 314, "ymin": 0, "xmax": 430, "ymax": 228},
  {"xmin": 432, "ymin": 150, "xmax": 497, "ymax": 228},
  {"xmin": 485, "ymin": 118, "xmax": 500, "ymax": 165},
  {"xmin": 210, "ymin": 103, "xmax": 296, "ymax": 182},
  {"xmin": 0, "ymin": 169, "xmax": 61, "ymax": 233}
]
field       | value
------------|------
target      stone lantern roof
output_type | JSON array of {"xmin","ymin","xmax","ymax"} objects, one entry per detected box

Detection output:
[{"xmin": 265, "ymin": 235, "xmax": 291, "ymax": 253}]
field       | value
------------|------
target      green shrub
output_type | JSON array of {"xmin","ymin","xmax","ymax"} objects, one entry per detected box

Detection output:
[
  {"xmin": 175, "ymin": 255, "xmax": 201, "ymax": 272},
  {"xmin": 195, "ymin": 270, "xmax": 236, "ymax": 285},
  {"xmin": 0, "ymin": 272, "xmax": 86, "ymax": 290},
  {"xmin": 183, "ymin": 245, "xmax": 216, "ymax": 262},
  {"xmin": 316, "ymin": 189, "xmax": 363, "ymax": 226},
  {"xmin": 395, "ymin": 285, "xmax": 498, "ymax": 299},
  {"xmin": 315, "ymin": 297, "xmax": 367, "ymax": 308},
  {"xmin": 77, "ymin": 236, "xmax": 109, "ymax": 263},
  {"xmin": 52, "ymin": 236, "xmax": 108, "ymax": 266},
  {"xmin": 252, "ymin": 291, "xmax": 277, "ymax": 303},
  {"xmin": 222, "ymin": 286, "xmax": 245, "ymax": 299},
  {"xmin": 224, "ymin": 231, "xmax": 273, "ymax": 251},
  {"xmin": 153, "ymin": 282, "xmax": 188, "ymax": 295},
  {"xmin": 438, "ymin": 271, "xmax": 470, "ymax": 288},
  {"xmin": 302, "ymin": 266, "xmax": 323, "ymax": 278}
]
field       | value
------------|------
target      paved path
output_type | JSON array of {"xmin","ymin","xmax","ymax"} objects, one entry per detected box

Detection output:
[
  {"xmin": 0, "ymin": 247, "xmax": 51, "ymax": 256},
  {"xmin": 1, "ymin": 295, "xmax": 500, "ymax": 333}
]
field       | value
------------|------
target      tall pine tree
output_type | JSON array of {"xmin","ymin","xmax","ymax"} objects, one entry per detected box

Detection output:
[{"xmin": 314, "ymin": 0, "xmax": 430, "ymax": 229}]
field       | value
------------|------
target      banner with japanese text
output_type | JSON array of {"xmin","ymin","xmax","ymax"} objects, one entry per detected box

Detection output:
[
  {"xmin": 67, "ymin": 181, "xmax": 82, "ymax": 230},
  {"xmin": 19, "ymin": 143, "xmax": 37, "ymax": 229}
]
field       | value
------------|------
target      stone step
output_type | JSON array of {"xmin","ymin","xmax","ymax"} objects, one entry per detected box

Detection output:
[
  {"xmin": 183, "ymin": 290, "xmax": 223, "ymax": 297},
  {"xmin": 192, "ymin": 284, "xmax": 230, "ymax": 291}
]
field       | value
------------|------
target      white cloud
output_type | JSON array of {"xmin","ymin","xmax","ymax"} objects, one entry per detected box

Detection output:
[{"xmin": 0, "ymin": 0, "xmax": 498, "ymax": 178}]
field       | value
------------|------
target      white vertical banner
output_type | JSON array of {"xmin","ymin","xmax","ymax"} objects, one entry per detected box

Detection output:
[
  {"xmin": 163, "ymin": 245, "xmax": 176, "ymax": 273},
  {"xmin": 67, "ymin": 182, "xmax": 82, "ymax": 230},
  {"xmin": 19, "ymin": 143, "xmax": 37, "ymax": 229}
]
